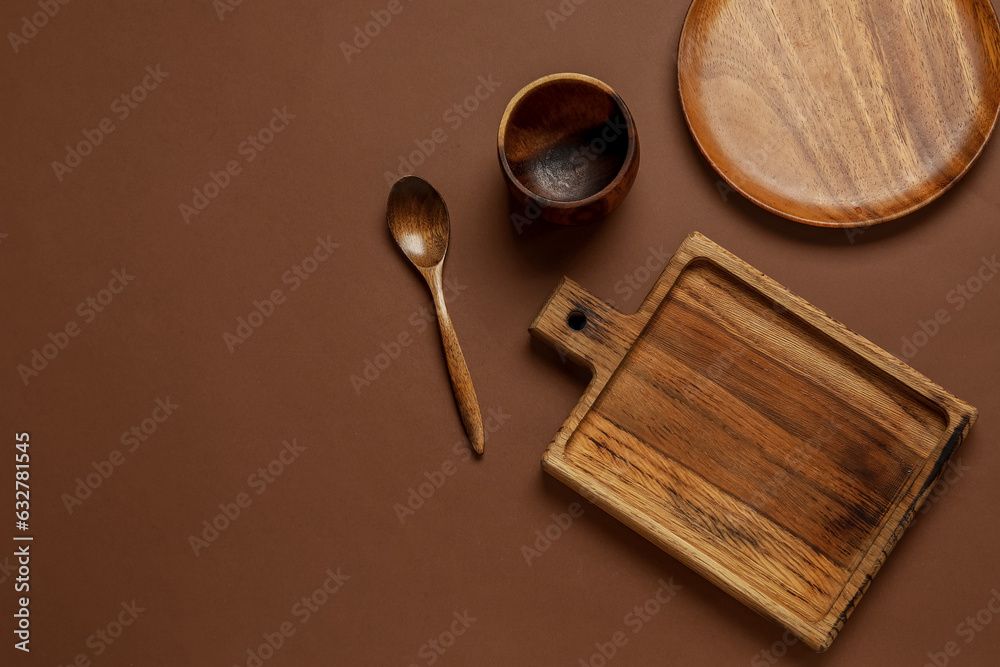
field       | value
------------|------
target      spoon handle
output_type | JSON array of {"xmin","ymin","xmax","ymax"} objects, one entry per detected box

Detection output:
[{"xmin": 426, "ymin": 267, "xmax": 485, "ymax": 455}]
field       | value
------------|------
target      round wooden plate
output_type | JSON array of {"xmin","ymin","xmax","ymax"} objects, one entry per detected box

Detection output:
[{"xmin": 678, "ymin": 0, "xmax": 1000, "ymax": 227}]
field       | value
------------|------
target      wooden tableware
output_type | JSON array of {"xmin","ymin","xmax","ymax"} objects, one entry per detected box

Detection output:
[
  {"xmin": 678, "ymin": 0, "xmax": 1000, "ymax": 227},
  {"xmin": 387, "ymin": 176, "xmax": 485, "ymax": 455},
  {"xmin": 530, "ymin": 232, "xmax": 978, "ymax": 650},
  {"xmin": 498, "ymin": 73, "xmax": 640, "ymax": 225}
]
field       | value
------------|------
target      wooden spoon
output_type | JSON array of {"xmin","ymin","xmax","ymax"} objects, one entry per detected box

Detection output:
[{"xmin": 387, "ymin": 176, "xmax": 485, "ymax": 455}]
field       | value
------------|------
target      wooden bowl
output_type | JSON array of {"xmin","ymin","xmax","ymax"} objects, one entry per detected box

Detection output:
[
  {"xmin": 498, "ymin": 73, "xmax": 640, "ymax": 225},
  {"xmin": 678, "ymin": 0, "xmax": 1000, "ymax": 228}
]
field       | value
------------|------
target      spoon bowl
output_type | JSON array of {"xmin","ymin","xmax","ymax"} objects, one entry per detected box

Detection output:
[{"xmin": 387, "ymin": 176, "xmax": 450, "ymax": 268}]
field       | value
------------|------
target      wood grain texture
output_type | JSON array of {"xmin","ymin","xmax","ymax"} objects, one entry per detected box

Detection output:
[
  {"xmin": 678, "ymin": 0, "xmax": 1000, "ymax": 227},
  {"xmin": 498, "ymin": 73, "xmax": 640, "ymax": 225},
  {"xmin": 530, "ymin": 232, "xmax": 978, "ymax": 650},
  {"xmin": 387, "ymin": 176, "xmax": 485, "ymax": 454}
]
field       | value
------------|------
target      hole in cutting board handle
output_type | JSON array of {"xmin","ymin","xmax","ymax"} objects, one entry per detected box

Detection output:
[{"xmin": 567, "ymin": 311, "xmax": 587, "ymax": 331}]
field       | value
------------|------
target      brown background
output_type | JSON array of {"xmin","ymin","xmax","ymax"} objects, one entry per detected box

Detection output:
[{"xmin": 2, "ymin": 0, "xmax": 999, "ymax": 665}]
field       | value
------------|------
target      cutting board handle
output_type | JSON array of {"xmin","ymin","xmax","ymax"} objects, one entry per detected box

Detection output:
[{"xmin": 529, "ymin": 277, "xmax": 640, "ymax": 382}]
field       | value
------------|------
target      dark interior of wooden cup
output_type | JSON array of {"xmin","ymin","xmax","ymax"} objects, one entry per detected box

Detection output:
[{"xmin": 502, "ymin": 79, "xmax": 632, "ymax": 203}]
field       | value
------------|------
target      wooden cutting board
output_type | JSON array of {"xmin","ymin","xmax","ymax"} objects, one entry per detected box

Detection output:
[{"xmin": 530, "ymin": 233, "xmax": 977, "ymax": 651}]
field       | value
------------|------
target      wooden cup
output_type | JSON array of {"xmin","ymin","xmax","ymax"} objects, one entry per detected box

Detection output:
[{"xmin": 498, "ymin": 73, "xmax": 640, "ymax": 225}]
